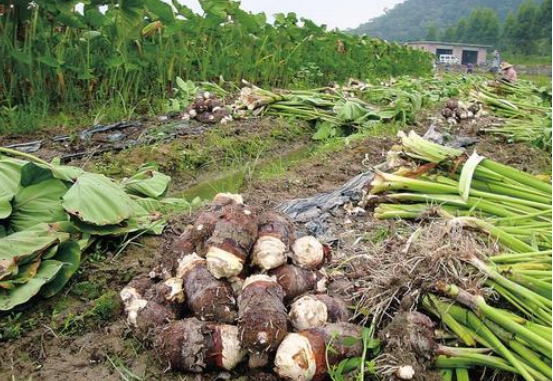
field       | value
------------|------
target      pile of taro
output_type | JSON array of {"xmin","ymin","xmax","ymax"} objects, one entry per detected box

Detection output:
[{"xmin": 120, "ymin": 193, "xmax": 361, "ymax": 381}]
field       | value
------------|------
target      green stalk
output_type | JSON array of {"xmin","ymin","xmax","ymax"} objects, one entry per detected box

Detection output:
[
  {"xmin": 422, "ymin": 295, "xmax": 476, "ymax": 346},
  {"xmin": 455, "ymin": 367, "xmax": 470, "ymax": 381},
  {"xmin": 438, "ymin": 283, "xmax": 552, "ymax": 358},
  {"xmin": 479, "ymin": 159, "xmax": 552, "ymax": 195},
  {"xmin": 431, "ymin": 295, "xmax": 536, "ymax": 381}
]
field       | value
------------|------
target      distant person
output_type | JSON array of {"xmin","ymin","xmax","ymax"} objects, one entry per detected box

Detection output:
[
  {"xmin": 466, "ymin": 63, "xmax": 474, "ymax": 74},
  {"xmin": 490, "ymin": 50, "xmax": 500, "ymax": 73},
  {"xmin": 500, "ymin": 62, "xmax": 518, "ymax": 82}
]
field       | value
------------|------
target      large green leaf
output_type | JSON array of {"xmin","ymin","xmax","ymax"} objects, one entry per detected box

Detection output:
[
  {"xmin": 0, "ymin": 260, "xmax": 41, "ymax": 289},
  {"xmin": 0, "ymin": 158, "xmax": 25, "ymax": 199},
  {"xmin": 20, "ymin": 162, "xmax": 54, "ymax": 187},
  {"xmin": 123, "ymin": 165, "xmax": 171, "ymax": 198},
  {"xmin": 10, "ymin": 179, "xmax": 69, "ymax": 231},
  {"xmin": 0, "ymin": 223, "xmax": 68, "ymax": 280},
  {"xmin": 0, "ymin": 260, "xmax": 64, "ymax": 311},
  {"xmin": 0, "ymin": 194, "xmax": 12, "ymax": 219},
  {"xmin": 40, "ymin": 241, "xmax": 81, "ymax": 298},
  {"xmin": 62, "ymin": 173, "xmax": 133, "ymax": 226}
]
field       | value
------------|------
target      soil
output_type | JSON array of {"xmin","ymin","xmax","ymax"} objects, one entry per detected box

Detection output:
[{"xmin": 0, "ymin": 111, "xmax": 550, "ymax": 381}]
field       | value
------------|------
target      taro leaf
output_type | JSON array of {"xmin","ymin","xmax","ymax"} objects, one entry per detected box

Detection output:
[
  {"xmin": 0, "ymin": 260, "xmax": 64, "ymax": 311},
  {"xmin": 20, "ymin": 162, "xmax": 54, "ymax": 187},
  {"xmin": 42, "ymin": 244, "xmax": 59, "ymax": 260},
  {"xmin": 0, "ymin": 223, "xmax": 69, "ymax": 280},
  {"xmin": 51, "ymin": 165, "xmax": 85, "ymax": 182},
  {"xmin": 0, "ymin": 260, "xmax": 41, "ymax": 289},
  {"xmin": 40, "ymin": 241, "xmax": 81, "ymax": 298},
  {"xmin": 19, "ymin": 161, "xmax": 84, "ymax": 185},
  {"xmin": 123, "ymin": 166, "xmax": 171, "ymax": 198},
  {"xmin": 0, "ymin": 158, "xmax": 25, "ymax": 199},
  {"xmin": 334, "ymin": 100, "xmax": 367, "ymax": 122},
  {"xmin": 0, "ymin": 194, "xmax": 12, "ymax": 219},
  {"xmin": 10, "ymin": 179, "xmax": 69, "ymax": 231},
  {"xmin": 71, "ymin": 217, "xmax": 141, "ymax": 237},
  {"xmin": 62, "ymin": 173, "xmax": 133, "ymax": 226},
  {"xmin": 313, "ymin": 121, "xmax": 336, "ymax": 140}
]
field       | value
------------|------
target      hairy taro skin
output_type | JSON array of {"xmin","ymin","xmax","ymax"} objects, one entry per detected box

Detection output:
[
  {"xmin": 134, "ymin": 301, "xmax": 176, "ymax": 340},
  {"xmin": 206, "ymin": 203, "xmax": 259, "ymax": 278},
  {"xmin": 181, "ymin": 255, "xmax": 238, "ymax": 323},
  {"xmin": 269, "ymin": 264, "xmax": 327, "ymax": 301},
  {"xmin": 156, "ymin": 319, "xmax": 206, "ymax": 372},
  {"xmin": 143, "ymin": 278, "xmax": 185, "ymax": 316},
  {"xmin": 238, "ymin": 276, "xmax": 288, "ymax": 360}
]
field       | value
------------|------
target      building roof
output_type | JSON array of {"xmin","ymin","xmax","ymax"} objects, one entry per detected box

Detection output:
[{"xmin": 406, "ymin": 40, "xmax": 493, "ymax": 49}]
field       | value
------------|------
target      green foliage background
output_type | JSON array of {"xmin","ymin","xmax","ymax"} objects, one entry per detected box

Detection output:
[{"xmin": 0, "ymin": 0, "xmax": 432, "ymax": 132}]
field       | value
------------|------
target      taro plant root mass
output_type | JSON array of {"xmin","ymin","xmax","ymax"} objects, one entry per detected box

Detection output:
[{"xmin": 0, "ymin": 0, "xmax": 432, "ymax": 132}]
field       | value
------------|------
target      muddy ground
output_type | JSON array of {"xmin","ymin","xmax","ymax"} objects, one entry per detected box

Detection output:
[{"xmin": 0, "ymin": 112, "xmax": 550, "ymax": 381}]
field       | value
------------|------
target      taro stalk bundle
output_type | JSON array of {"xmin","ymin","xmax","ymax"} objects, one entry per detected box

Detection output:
[
  {"xmin": 0, "ymin": 148, "xmax": 193, "ymax": 311},
  {"xmin": 470, "ymin": 79, "xmax": 552, "ymax": 151},
  {"xmin": 366, "ymin": 131, "xmax": 552, "ymax": 252},
  {"xmin": 234, "ymin": 83, "xmax": 417, "ymax": 140},
  {"xmin": 484, "ymin": 114, "xmax": 552, "ymax": 153}
]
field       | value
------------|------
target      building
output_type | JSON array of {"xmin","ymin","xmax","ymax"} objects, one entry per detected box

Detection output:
[{"xmin": 406, "ymin": 41, "xmax": 491, "ymax": 65}]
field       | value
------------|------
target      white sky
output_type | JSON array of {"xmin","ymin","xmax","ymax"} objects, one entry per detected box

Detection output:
[{"xmin": 174, "ymin": 0, "xmax": 406, "ymax": 30}]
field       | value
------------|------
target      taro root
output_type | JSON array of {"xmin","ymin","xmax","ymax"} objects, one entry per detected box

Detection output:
[
  {"xmin": 288, "ymin": 294, "xmax": 352, "ymax": 330},
  {"xmin": 143, "ymin": 277, "xmax": 185, "ymax": 316},
  {"xmin": 156, "ymin": 318, "xmax": 246, "ymax": 372},
  {"xmin": 441, "ymin": 108, "xmax": 454, "ymax": 118},
  {"xmin": 205, "ymin": 203, "xmax": 259, "ymax": 279},
  {"xmin": 251, "ymin": 212, "xmax": 296, "ymax": 270},
  {"xmin": 455, "ymin": 108, "xmax": 470, "ymax": 120},
  {"xmin": 238, "ymin": 274, "xmax": 288, "ymax": 368},
  {"xmin": 269, "ymin": 264, "xmax": 327, "ymax": 302},
  {"xmin": 446, "ymin": 99, "xmax": 459, "ymax": 110},
  {"xmin": 274, "ymin": 323, "xmax": 363, "ymax": 381},
  {"xmin": 121, "ymin": 274, "xmax": 155, "ymax": 298},
  {"xmin": 120, "ymin": 276, "xmax": 176, "ymax": 338},
  {"xmin": 177, "ymin": 253, "xmax": 237, "ymax": 323},
  {"xmin": 290, "ymin": 236, "xmax": 325, "ymax": 270}
]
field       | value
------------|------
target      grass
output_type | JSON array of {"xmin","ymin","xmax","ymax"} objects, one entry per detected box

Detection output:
[
  {"xmin": 518, "ymin": 74, "xmax": 552, "ymax": 89},
  {"xmin": 501, "ymin": 53, "xmax": 552, "ymax": 67}
]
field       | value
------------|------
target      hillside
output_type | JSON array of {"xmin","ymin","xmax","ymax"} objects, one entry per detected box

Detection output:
[{"xmin": 350, "ymin": 0, "xmax": 525, "ymax": 41}]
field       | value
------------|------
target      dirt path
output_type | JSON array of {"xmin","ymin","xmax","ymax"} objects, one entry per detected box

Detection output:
[{"xmin": 0, "ymin": 114, "xmax": 550, "ymax": 381}]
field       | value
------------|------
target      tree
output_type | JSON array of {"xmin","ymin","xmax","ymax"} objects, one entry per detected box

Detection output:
[
  {"xmin": 512, "ymin": 0, "xmax": 539, "ymax": 54},
  {"xmin": 426, "ymin": 23, "xmax": 438, "ymax": 40},
  {"xmin": 501, "ymin": 11, "xmax": 517, "ymax": 50},
  {"xmin": 441, "ymin": 26, "xmax": 457, "ymax": 42},
  {"xmin": 455, "ymin": 18, "xmax": 468, "ymax": 42},
  {"xmin": 538, "ymin": 0, "xmax": 552, "ymax": 40}
]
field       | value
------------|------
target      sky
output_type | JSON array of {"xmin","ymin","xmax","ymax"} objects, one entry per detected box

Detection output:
[{"xmin": 173, "ymin": 0, "xmax": 406, "ymax": 30}]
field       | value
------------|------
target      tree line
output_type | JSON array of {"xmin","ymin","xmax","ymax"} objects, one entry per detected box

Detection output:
[{"xmin": 426, "ymin": 0, "xmax": 551, "ymax": 56}]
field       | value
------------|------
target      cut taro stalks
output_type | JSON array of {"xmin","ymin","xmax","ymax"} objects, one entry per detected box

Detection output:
[
  {"xmin": 177, "ymin": 253, "xmax": 238, "ymax": 323},
  {"xmin": 205, "ymin": 203, "xmax": 259, "ymax": 278},
  {"xmin": 290, "ymin": 236, "xmax": 325, "ymax": 270},
  {"xmin": 437, "ymin": 282, "xmax": 552, "ymax": 360},
  {"xmin": 288, "ymin": 294, "xmax": 352, "ymax": 330},
  {"xmin": 238, "ymin": 274, "xmax": 288, "ymax": 368},
  {"xmin": 156, "ymin": 318, "xmax": 246, "ymax": 372},
  {"xmin": 269, "ymin": 264, "xmax": 327, "ymax": 302},
  {"xmin": 251, "ymin": 212, "xmax": 296, "ymax": 270},
  {"xmin": 274, "ymin": 323, "xmax": 363, "ymax": 381}
]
